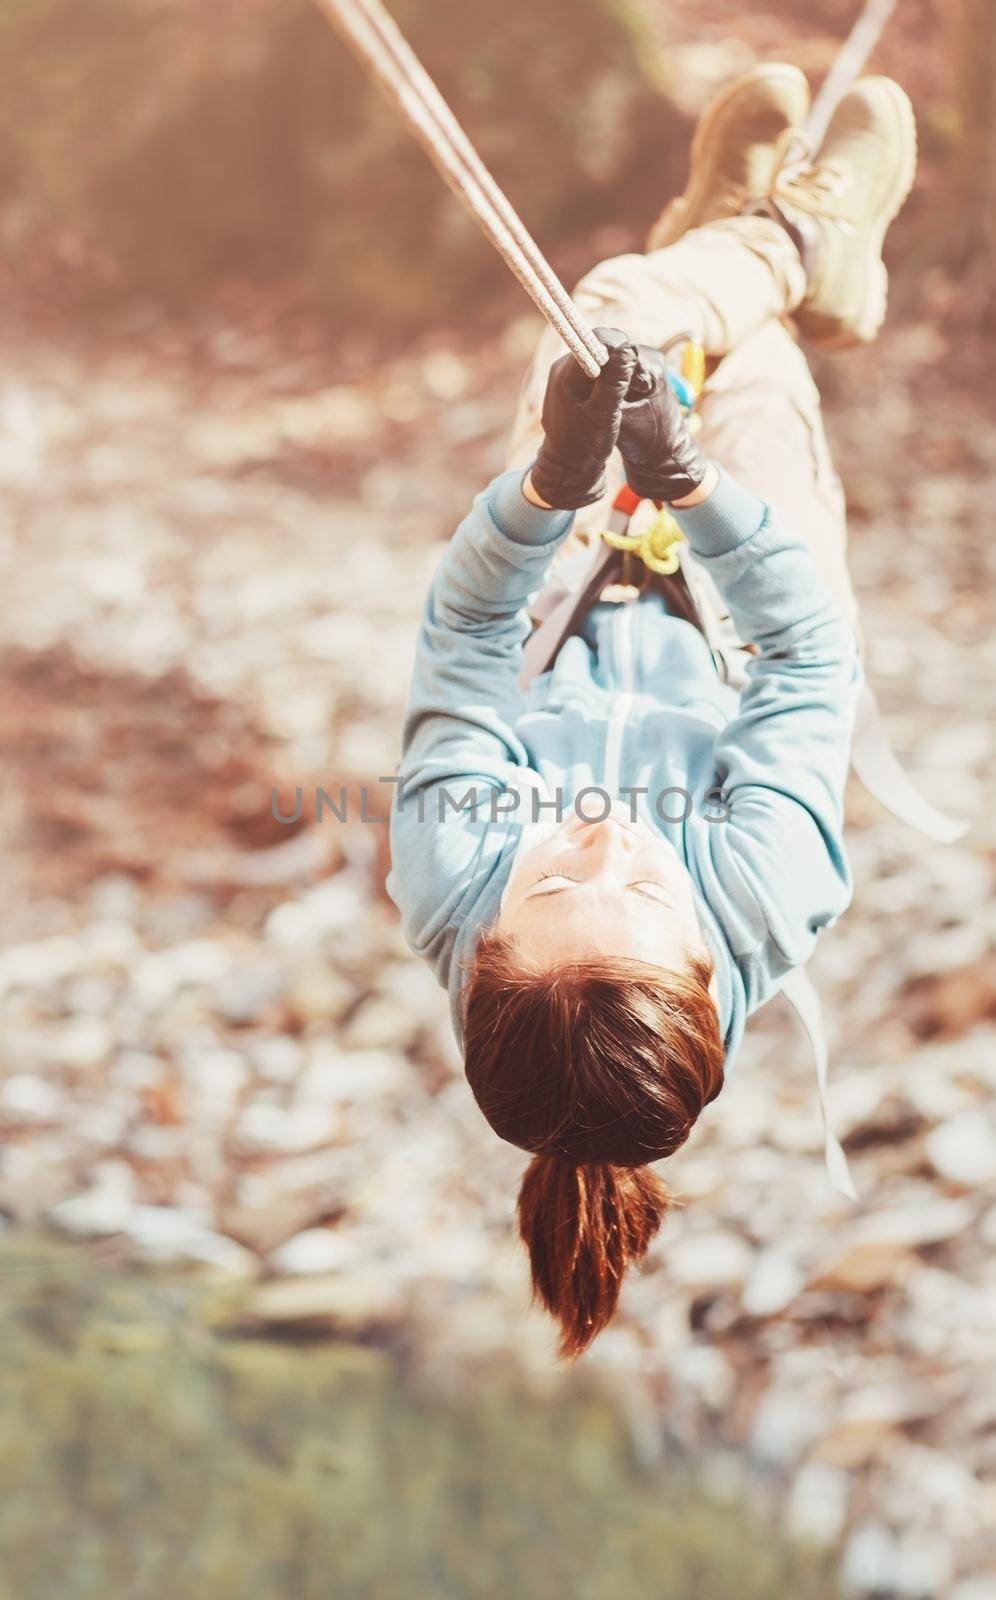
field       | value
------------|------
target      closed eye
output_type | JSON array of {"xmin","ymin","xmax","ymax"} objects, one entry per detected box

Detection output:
[
  {"xmin": 628, "ymin": 880, "xmax": 672, "ymax": 906},
  {"xmin": 524, "ymin": 871, "xmax": 579, "ymax": 898}
]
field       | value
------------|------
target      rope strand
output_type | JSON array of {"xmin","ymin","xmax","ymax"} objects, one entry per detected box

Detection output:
[{"xmin": 315, "ymin": 0, "xmax": 608, "ymax": 377}]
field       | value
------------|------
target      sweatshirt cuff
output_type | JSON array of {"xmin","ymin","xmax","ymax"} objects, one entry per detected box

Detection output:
[
  {"xmin": 669, "ymin": 465, "xmax": 767, "ymax": 556},
  {"xmin": 487, "ymin": 467, "xmax": 575, "ymax": 547}
]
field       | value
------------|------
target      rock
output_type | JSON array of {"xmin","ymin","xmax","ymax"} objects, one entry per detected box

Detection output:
[
  {"xmin": 294, "ymin": 1048, "xmax": 410, "ymax": 1108},
  {"xmin": 0, "ymin": 1074, "xmax": 67, "ymax": 1126},
  {"xmin": 749, "ymin": 1385, "xmax": 832, "ymax": 1470},
  {"xmin": 741, "ymin": 1250, "xmax": 805, "ymax": 1317},
  {"xmin": 181, "ymin": 1048, "xmax": 248, "ymax": 1113},
  {"xmin": 247, "ymin": 1035, "xmax": 304, "ymax": 1085},
  {"xmin": 816, "ymin": 1197, "xmax": 977, "ymax": 1294},
  {"xmin": 75, "ymin": 1103, "xmax": 131, "ymax": 1150},
  {"xmin": 52, "ymin": 1016, "xmax": 113, "ymax": 1072},
  {"xmin": 815, "ymin": 1380, "xmax": 947, "ymax": 1469},
  {"xmin": 665, "ymin": 1230, "xmax": 754, "ymax": 1293},
  {"xmin": 925, "ymin": 1112, "xmax": 996, "ymax": 1187},
  {"xmin": 212, "ymin": 963, "xmax": 286, "ymax": 1025},
  {"xmin": 891, "ymin": 1533, "xmax": 955, "ymax": 1598},
  {"xmin": 234, "ymin": 1100, "xmax": 339, "ymax": 1155},
  {"xmin": 841, "ymin": 1520, "xmax": 901, "ymax": 1596},
  {"xmin": 949, "ymin": 1578, "xmax": 996, "ymax": 1600},
  {"xmin": 268, "ymin": 1227, "xmax": 360, "ymax": 1277},
  {"xmin": 0, "ymin": 935, "xmax": 82, "ymax": 990},
  {"xmin": 980, "ymin": 1204, "xmax": 996, "ymax": 1247},
  {"xmin": 282, "ymin": 960, "xmax": 354, "ymax": 1026},
  {"xmin": 49, "ymin": 1188, "xmax": 132, "ymax": 1238},
  {"xmin": 240, "ymin": 1273, "xmax": 405, "ymax": 1335},
  {"xmin": 341, "ymin": 994, "xmax": 421, "ymax": 1050},
  {"xmin": 786, "ymin": 1461, "xmax": 850, "ymax": 1548},
  {"xmin": 667, "ymin": 1345, "xmax": 736, "ymax": 1412},
  {"xmin": 124, "ymin": 1205, "xmax": 256, "ymax": 1276}
]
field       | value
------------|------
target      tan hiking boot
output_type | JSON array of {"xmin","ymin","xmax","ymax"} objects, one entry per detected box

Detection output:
[
  {"xmin": 769, "ymin": 76, "xmax": 917, "ymax": 348},
  {"xmin": 646, "ymin": 63, "xmax": 810, "ymax": 251}
]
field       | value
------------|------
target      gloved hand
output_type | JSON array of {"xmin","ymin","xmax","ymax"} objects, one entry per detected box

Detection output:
[
  {"xmin": 617, "ymin": 344, "xmax": 708, "ymax": 504},
  {"xmin": 530, "ymin": 328, "xmax": 646, "ymax": 511}
]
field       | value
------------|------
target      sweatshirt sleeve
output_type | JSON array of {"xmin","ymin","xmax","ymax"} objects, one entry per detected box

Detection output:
[
  {"xmin": 671, "ymin": 467, "xmax": 860, "ymax": 1007},
  {"xmin": 386, "ymin": 469, "xmax": 573, "ymax": 970}
]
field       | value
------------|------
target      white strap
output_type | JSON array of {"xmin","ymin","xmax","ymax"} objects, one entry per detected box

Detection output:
[
  {"xmin": 851, "ymin": 679, "xmax": 967, "ymax": 844},
  {"xmin": 780, "ymin": 968, "xmax": 858, "ymax": 1202}
]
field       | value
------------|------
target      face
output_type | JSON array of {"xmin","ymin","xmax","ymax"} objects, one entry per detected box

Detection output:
[{"xmin": 496, "ymin": 801, "xmax": 715, "ymax": 990}]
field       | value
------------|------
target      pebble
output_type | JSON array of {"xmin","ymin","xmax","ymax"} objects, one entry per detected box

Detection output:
[
  {"xmin": 0, "ymin": 1074, "xmax": 67, "ymax": 1126},
  {"xmin": 925, "ymin": 1112, "xmax": 996, "ymax": 1187},
  {"xmin": 665, "ymin": 1230, "xmax": 754, "ymax": 1292},
  {"xmin": 49, "ymin": 1188, "xmax": 132, "ymax": 1238},
  {"xmin": 235, "ymin": 1100, "xmax": 339, "ymax": 1155},
  {"xmin": 786, "ymin": 1460, "xmax": 850, "ymax": 1548},
  {"xmin": 269, "ymin": 1227, "xmax": 363, "ymax": 1276},
  {"xmin": 741, "ymin": 1249, "xmax": 805, "ymax": 1317},
  {"xmin": 949, "ymin": 1580, "xmax": 996, "ymax": 1600},
  {"xmin": 841, "ymin": 1520, "xmax": 901, "ymax": 1596},
  {"xmin": 125, "ymin": 1205, "xmax": 256, "ymax": 1275},
  {"xmin": 242, "ymin": 1272, "xmax": 405, "ymax": 1334}
]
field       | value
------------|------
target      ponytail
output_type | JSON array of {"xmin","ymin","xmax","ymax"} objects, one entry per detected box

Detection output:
[
  {"xmin": 463, "ymin": 933, "xmax": 724, "ymax": 1359},
  {"xmin": 517, "ymin": 1156, "xmax": 674, "ymax": 1360}
]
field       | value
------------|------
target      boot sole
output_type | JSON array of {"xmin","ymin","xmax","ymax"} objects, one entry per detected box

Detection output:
[
  {"xmin": 799, "ymin": 77, "xmax": 918, "ymax": 350},
  {"xmin": 647, "ymin": 63, "xmax": 810, "ymax": 251}
]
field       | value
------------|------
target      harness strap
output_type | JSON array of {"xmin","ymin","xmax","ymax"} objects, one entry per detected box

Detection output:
[{"xmin": 780, "ymin": 968, "xmax": 858, "ymax": 1201}]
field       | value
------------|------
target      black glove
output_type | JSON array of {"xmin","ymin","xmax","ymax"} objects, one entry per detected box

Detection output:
[
  {"xmin": 617, "ymin": 344, "xmax": 708, "ymax": 504},
  {"xmin": 530, "ymin": 328, "xmax": 644, "ymax": 511}
]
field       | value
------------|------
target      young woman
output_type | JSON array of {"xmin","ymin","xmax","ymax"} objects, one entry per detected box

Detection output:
[{"xmin": 387, "ymin": 69, "xmax": 916, "ymax": 1358}]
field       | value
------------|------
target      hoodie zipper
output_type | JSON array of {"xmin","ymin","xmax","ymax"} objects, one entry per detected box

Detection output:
[{"xmin": 603, "ymin": 599, "xmax": 635, "ymax": 793}]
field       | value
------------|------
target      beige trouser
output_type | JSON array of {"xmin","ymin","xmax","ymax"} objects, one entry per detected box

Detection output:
[{"xmin": 506, "ymin": 216, "xmax": 859, "ymax": 645}]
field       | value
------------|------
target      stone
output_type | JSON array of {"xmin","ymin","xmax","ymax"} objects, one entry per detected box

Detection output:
[
  {"xmin": 49, "ymin": 1188, "xmax": 132, "ymax": 1238},
  {"xmin": 741, "ymin": 1250, "xmax": 805, "ymax": 1317},
  {"xmin": 841, "ymin": 1520, "xmax": 901, "ymax": 1596},
  {"xmin": 212, "ymin": 963, "xmax": 285, "ymax": 1025},
  {"xmin": 248, "ymin": 1035, "xmax": 304, "ymax": 1085},
  {"xmin": 891, "ymin": 1533, "xmax": 955, "ymax": 1599},
  {"xmin": 815, "ymin": 1381, "xmax": 947, "ymax": 1469},
  {"xmin": 0, "ymin": 1074, "xmax": 67, "ymax": 1126},
  {"xmin": 786, "ymin": 1460, "xmax": 849, "ymax": 1548},
  {"xmin": 667, "ymin": 1345, "xmax": 736, "ymax": 1412},
  {"xmin": 235, "ymin": 1100, "xmax": 338, "ymax": 1155},
  {"xmin": 748, "ymin": 1386, "xmax": 831, "ymax": 1470},
  {"xmin": 241, "ymin": 1273, "xmax": 405, "ymax": 1334},
  {"xmin": 52, "ymin": 1016, "xmax": 114, "ymax": 1072},
  {"xmin": 294, "ymin": 1048, "xmax": 409, "ymax": 1108},
  {"xmin": 665, "ymin": 1230, "xmax": 754, "ymax": 1292},
  {"xmin": 816, "ymin": 1196, "xmax": 977, "ymax": 1294},
  {"xmin": 925, "ymin": 1112, "xmax": 996, "ymax": 1187},
  {"xmin": 268, "ymin": 1227, "xmax": 361, "ymax": 1276},
  {"xmin": 124, "ymin": 1205, "xmax": 256, "ymax": 1276},
  {"xmin": 181, "ymin": 1047, "xmax": 248, "ymax": 1112},
  {"xmin": 283, "ymin": 961, "xmax": 354, "ymax": 1026},
  {"xmin": 949, "ymin": 1579, "xmax": 996, "ymax": 1600},
  {"xmin": 341, "ymin": 995, "xmax": 420, "ymax": 1051}
]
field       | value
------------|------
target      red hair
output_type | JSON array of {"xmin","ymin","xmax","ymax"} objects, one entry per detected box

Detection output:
[{"xmin": 462, "ymin": 932, "xmax": 725, "ymax": 1360}]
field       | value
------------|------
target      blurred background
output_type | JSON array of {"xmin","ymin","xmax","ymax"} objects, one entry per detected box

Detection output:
[{"xmin": 0, "ymin": 0, "xmax": 994, "ymax": 1595}]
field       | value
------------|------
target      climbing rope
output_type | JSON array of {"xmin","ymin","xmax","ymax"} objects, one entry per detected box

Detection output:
[
  {"xmin": 319, "ymin": 0, "xmax": 902, "ymax": 379},
  {"xmin": 804, "ymin": 0, "xmax": 901, "ymax": 152},
  {"xmin": 315, "ymin": 0, "xmax": 607, "ymax": 377}
]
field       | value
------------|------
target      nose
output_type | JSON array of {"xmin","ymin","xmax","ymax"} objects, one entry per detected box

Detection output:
[{"xmin": 574, "ymin": 815, "xmax": 634, "ymax": 866}]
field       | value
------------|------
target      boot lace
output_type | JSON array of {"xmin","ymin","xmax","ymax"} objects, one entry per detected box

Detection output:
[{"xmin": 768, "ymin": 129, "xmax": 859, "ymax": 232}]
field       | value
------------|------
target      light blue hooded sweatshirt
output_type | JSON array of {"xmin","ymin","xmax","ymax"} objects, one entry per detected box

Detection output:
[{"xmin": 386, "ymin": 464, "xmax": 860, "ymax": 1065}]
